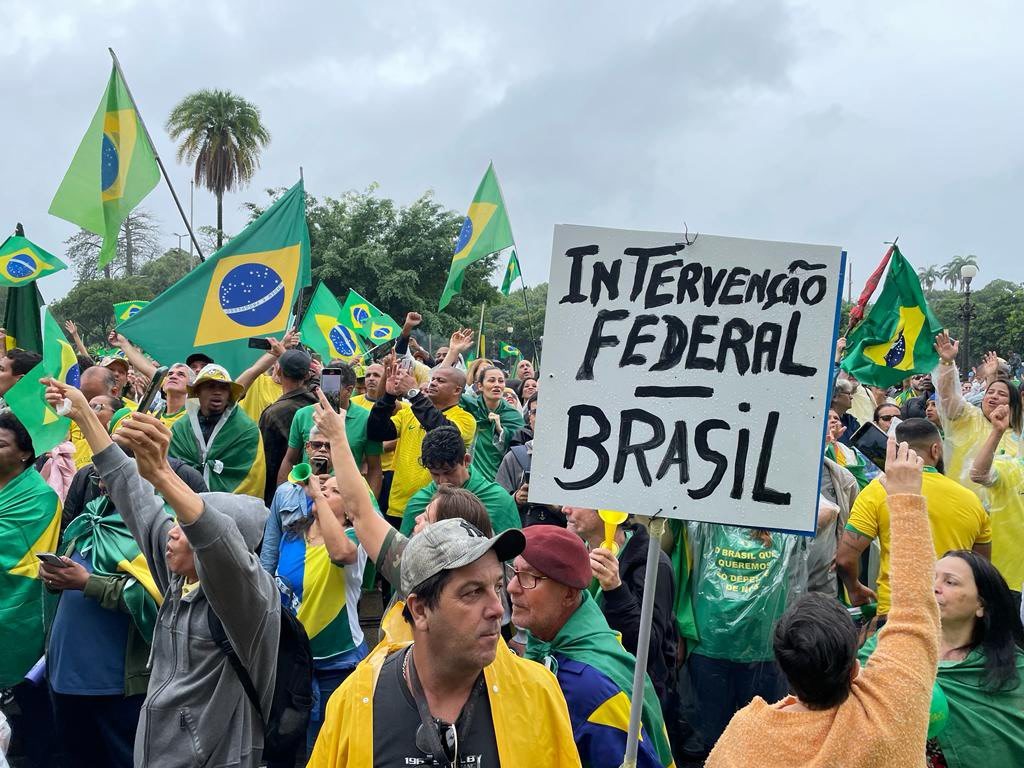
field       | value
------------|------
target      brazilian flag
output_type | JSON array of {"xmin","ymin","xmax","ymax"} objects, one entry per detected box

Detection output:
[
  {"xmin": 499, "ymin": 249, "xmax": 521, "ymax": 295},
  {"xmin": 438, "ymin": 163, "xmax": 515, "ymax": 311},
  {"xmin": 3, "ymin": 282, "xmax": 44, "ymax": 354},
  {"xmin": 0, "ymin": 235, "xmax": 67, "ymax": 288},
  {"xmin": 49, "ymin": 65, "xmax": 161, "ymax": 269},
  {"xmin": 841, "ymin": 247, "xmax": 944, "ymax": 388},
  {"xmin": 299, "ymin": 282, "xmax": 365, "ymax": 363},
  {"xmin": 339, "ymin": 289, "xmax": 401, "ymax": 346},
  {"xmin": 5, "ymin": 309, "xmax": 81, "ymax": 454},
  {"xmin": 113, "ymin": 300, "xmax": 149, "ymax": 323},
  {"xmin": 498, "ymin": 342, "xmax": 521, "ymax": 360},
  {"xmin": 117, "ymin": 181, "xmax": 311, "ymax": 377}
]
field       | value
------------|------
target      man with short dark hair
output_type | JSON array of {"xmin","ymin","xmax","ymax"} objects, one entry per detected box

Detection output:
[
  {"xmin": 508, "ymin": 525, "xmax": 674, "ymax": 768},
  {"xmin": 0, "ymin": 348, "xmax": 42, "ymax": 404},
  {"xmin": 400, "ymin": 425, "xmax": 520, "ymax": 537},
  {"xmin": 308, "ymin": 518, "xmax": 580, "ymax": 767},
  {"xmin": 257, "ymin": 347, "xmax": 317, "ymax": 505},
  {"xmin": 707, "ymin": 440, "xmax": 941, "ymax": 768},
  {"xmin": 837, "ymin": 418, "xmax": 991, "ymax": 624}
]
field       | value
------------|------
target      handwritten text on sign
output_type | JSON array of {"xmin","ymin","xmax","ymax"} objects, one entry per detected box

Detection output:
[{"xmin": 530, "ymin": 225, "xmax": 844, "ymax": 532}]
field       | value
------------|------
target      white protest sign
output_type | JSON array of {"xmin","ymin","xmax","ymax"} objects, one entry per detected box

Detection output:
[{"xmin": 530, "ymin": 225, "xmax": 844, "ymax": 533}]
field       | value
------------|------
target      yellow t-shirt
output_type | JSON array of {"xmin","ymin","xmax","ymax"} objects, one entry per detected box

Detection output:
[
  {"xmin": 981, "ymin": 457, "xmax": 1024, "ymax": 591},
  {"xmin": 847, "ymin": 469, "xmax": 992, "ymax": 615},
  {"xmin": 238, "ymin": 372, "xmax": 282, "ymax": 424},
  {"xmin": 943, "ymin": 400, "xmax": 1019, "ymax": 492},
  {"xmin": 350, "ymin": 394, "xmax": 406, "ymax": 473},
  {"xmin": 385, "ymin": 404, "xmax": 476, "ymax": 518},
  {"xmin": 69, "ymin": 423, "xmax": 93, "ymax": 470}
]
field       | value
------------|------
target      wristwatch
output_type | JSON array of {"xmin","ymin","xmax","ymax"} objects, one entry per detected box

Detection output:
[{"xmin": 405, "ymin": 387, "xmax": 421, "ymax": 399}]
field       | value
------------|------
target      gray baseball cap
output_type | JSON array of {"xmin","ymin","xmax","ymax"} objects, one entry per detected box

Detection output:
[{"xmin": 400, "ymin": 518, "xmax": 526, "ymax": 597}]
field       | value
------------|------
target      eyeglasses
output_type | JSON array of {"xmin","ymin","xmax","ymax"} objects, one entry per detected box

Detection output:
[
  {"xmin": 877, "ymin": 415, "xmax": 895, "ymax": 422},
  {"xmin": 415, "ymin": 720, "xmax": 458, "ymax": 765},
  {"xmin": 506, "ymin": 565, "xmax": 548, "ymax": 590},
  {"xmin": 307, "ymin": 441, "xmax": 331, "ymax": 451}
]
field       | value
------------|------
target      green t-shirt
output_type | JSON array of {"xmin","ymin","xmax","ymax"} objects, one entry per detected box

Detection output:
[
  {"xmin": 287, "ymin": 404, "xmax": 382, "ymax": 467},
  {"xmin": 459, "ymin": 393, "xmax": 525, "ymax": 482}
]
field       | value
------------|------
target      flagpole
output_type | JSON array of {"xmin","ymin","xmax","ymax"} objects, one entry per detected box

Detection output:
[
  {"xmin": 108, "ymin": 48, "xmax": 206, "ymax": 263},
  {"xmin": 517, "ymin": 272, "xmax": 541, "ymax": 367},
  {"xmin": 477, "ymin": 302, "xmax": 486, "ymax": 359}
]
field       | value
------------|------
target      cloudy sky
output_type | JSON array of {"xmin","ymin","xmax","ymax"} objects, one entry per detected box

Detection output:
[{"xmin": 4, "ymin": 1, "xmax": 1022, "ymax": 305}]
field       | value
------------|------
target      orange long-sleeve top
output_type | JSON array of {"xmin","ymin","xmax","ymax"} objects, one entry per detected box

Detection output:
[{"xmin": 706, "ymin": 493, "xmax": 940, "ymax": 768}]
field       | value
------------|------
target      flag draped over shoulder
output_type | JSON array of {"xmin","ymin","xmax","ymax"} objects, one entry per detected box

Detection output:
[
  {"xmin": 6, "ymin": 310, "xmax": 81, "ymax": 454},
  {"xmin": 340, "ymin": 289, "xmax": 401, "ymax": 346},
  {"xmin": 841, "ymin": 246, "xmax": 944, "ymax": 388},
  {"xmin": 49, "ymin": 65, "xmax": 160, "ymax": 269},
  {"xmin": 438, "ymin": 163, "xmax": 515, "ymax": 311},
  {"xmin": 0, "ymin": 468, "xmax": 61, "ymax": 687},
  {"xmin": 118, "ymin": 181, "xmax": 311, "ymax": 377},
  {"xmin": 3, "ymin": 282, "xmax": 44, "ymax": 353},
  {"xmin": 169, "ymin": 402, "xmax": 266, "ymax": 496},
  {"xmin": 0, "ymin": 235, "xmax": 67, "ymax": 288},
  {"xmin": 63, "ymin": 496, "xmax": 163, "ymax": 641},
  {"xmin": 498, "ymin": 342, "xmax": 521, "ymax": 360},
  {"xmin": 113, "ymin": 300, "xmax": 149, "ymax": 323},
  {"xmin": 299, "ymin": 282, "xmax": 366, "ymax": 362},
  {"xmin": 500, "ymin": 249, "xmax": 521, "ymax": 295}
]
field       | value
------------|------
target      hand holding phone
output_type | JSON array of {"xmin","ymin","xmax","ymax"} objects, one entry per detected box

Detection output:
[
  {"xmin": 137, "ymin": 367, "xmax": 168, "ymax": 414},
  {"xmin": 849, "ymin": 421, "xmax": 889, "ymax": 472},
  {"xmin": 37, "ymin": 553, "xmax": 70, "ymax": 568}
]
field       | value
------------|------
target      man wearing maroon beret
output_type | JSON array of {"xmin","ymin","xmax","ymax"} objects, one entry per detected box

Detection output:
[{"xmin": 508, "ymin": 526, "xmax": 675, "ymax": 768}]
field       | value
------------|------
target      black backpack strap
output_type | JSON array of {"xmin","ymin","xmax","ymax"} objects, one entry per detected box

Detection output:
[{"xmin": 207, "ymin": 604, "xmax": 264, "ymax": 720}]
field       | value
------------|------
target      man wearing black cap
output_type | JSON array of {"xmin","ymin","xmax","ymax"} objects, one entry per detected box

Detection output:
[
  {"xmin": 186, "ymin": 352, "xmax": 214, "ymax": 374},
  {"xmin": 257, "ymin": 348, "xmax": 317, "ymax": 505},
  {"xmin": 308, "ymin": 518, "xmax": 581, "ymax": 767}
]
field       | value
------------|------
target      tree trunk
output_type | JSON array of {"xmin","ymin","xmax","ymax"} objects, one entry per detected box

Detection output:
[
  {"xmin": 124, "ymin": 215, "xmax": 134, "ymax": 276},
  {"xmin": 217, "ymin": 191, "xmax": 224, "ymax": 249}
]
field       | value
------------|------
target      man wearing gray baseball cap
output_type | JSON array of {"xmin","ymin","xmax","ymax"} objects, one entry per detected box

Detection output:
[{"xmin": 309, "ymin": 517, "xmax": 582, "ymax": 768}]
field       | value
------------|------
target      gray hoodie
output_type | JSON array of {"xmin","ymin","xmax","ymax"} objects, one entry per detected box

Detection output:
[{"xmin": 93, "ymin": 443, "xmax": 280, "ymax": 768}]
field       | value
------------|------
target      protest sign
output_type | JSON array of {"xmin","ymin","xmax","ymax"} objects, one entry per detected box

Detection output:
[{"xmin": 530, "ymin": 225, "xmax": 844, "ymax": 532}]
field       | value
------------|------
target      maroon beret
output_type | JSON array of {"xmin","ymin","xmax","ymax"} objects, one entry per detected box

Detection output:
[{"xmin": 522, "ymin": 525, "xmax": 591, "ymax": 590}]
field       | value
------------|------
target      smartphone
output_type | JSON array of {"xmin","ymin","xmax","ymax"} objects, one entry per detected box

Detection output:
[
  {"xmin": 248, "ymin": 337, "xmax": 272, "ymax": 350},
  {"xmin": 37, "ymin": 553, "xmax": 69, "ymax": 568},
  {"xmin": 850, "ymin": 421, "xmax": 889, "ymax": 472},
  {"xmin": 522, "ymin": 470, "xmax": 531, "ymax": 485},
  {"xmin": 136, "ymin": 366, "xmax": 168, "ymax": 414},
  {"xmin": 320, "ymin": 367, "xmax": 343, "ymax": 411}
]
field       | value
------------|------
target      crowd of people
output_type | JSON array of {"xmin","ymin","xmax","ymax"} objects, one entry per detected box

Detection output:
[{"xmin": 0, "ymin": 309, "xmax": 1022, "ymax": 768}]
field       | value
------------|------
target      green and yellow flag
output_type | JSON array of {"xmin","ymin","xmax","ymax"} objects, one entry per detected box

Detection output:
[
  {"xmin": 841, "ymin": 246, "xmax": 944, "ymax": 388},
  {"xmin": 498, "ymin": 342, "xmax": 521, "ymax": 360},
  {"xmin": 5, "ymin": 309, "xmax": 82, "ymax": 454},
  {"xmin": 340, "ymin": 289, "xmax": 401, "ymax": 346},
  {"xmin": 299, "ymin": 282, "xmax": 366, "ymax": 363},
  {"xmin": 49, "ymin": 65, "xmax": 161, "ymax": 269},
  {"xmin": 3, "ymin": 283, "xmax": 44, "ymax": 353},
  {"xmin": 117, "ymin": 181, "xmax": 311, "ymax": 377},
  {"xmin": 500, "ymin": 249, "xmax": 521, "ymax": 296},
  {"xmin": 113, "ymin": 300, "xmax": 149, "ymax": 323},
  {"xmin": 0, "ymin": 236, "xmax": 67, "ymax": 288},
  {"xmin": 438, "ymin": 163, "xmax": 515, "ymax": 310}
]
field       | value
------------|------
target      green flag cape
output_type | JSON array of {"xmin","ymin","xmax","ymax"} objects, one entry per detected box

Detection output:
[
  {"xmin": 0, "ymin": 235, "xmax": 67, "ymax": 288},
  {"xmin": 439, "ymin": 163, "xmax": 515, "ymax": 310},
  {"xmin": 49, "ymin": 65, "xmax": 160, "ymax": 269},
  {"xmin": 118, "ymin": 181, "xmax": 311, "ymax": 377},
  {"xmin": 668, "ymin": 520, "xmax": 698, "ymax": 643},
  {"xmin": 841, "ymin": 246, "xmax": 943, "ymax": 388},
  {"xmin": 6, "ymin": 309, "xmax": 81, "ymax": 454},
  {"xmin": 63, "ymin": 496, "xmax": 164, "ymax": 641},
  {"xmin": 169, "ymin": 402, "xmax": 265, "ymax": 496},
  {"xmin": 498, "ymin": 342, "xmax": 521, "ymax": 360},
  {"xmin": 860, "ymin": 633, "xmax": 1024, "ymax": 767},
  {"xmin": 340, "ymin": 289, "xmax": 401, "ymax": 346},
  {"xmin": 500, "ymin": 249, "xmax": 521, "ymax": 295},
  {"xmin": 299, "ymin": 282, "xmax": 366, "ymax": 362},
  {"xmin": 113, "ymin": 299, "xmax": 149, "ymax": 323},
  {"xmin": 526, "ymin": 592, "xmax": 674, "ymax": 767},
  {"xmin": 0, "ymin": 468, "xmax": 60, "ymax": 687},
  {"xmin": 2, "ymin": 282, "xmax": 44, "ymax": 353}
]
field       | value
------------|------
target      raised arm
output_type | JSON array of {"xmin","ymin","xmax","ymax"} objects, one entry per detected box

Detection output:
[
  {"xmin": 236, "ymin": 330, "xmax": 298, "ymax": 394},
  {"xmin": 110, "ymin": 331, "xmax": 157, "ymax": 380},
  {"xmin": 64, "ymin": 320, "xmax": 93, "ymax": 362},
  {"xmin": 304, "ymin": 474, "xmax": 357, "ymax": 565},
  {"xmin": 970, "ymin": 404, "xmax": 1008, "ymax": 485},
  {"xmin": 933, "ymin": 331, "xmax": 966, "ymax": 421},
  {"xmin": 442, "ymin": 328, "xmax": 475, "ymax": 369}
]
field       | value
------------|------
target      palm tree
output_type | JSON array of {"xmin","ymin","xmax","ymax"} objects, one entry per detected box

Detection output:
[
  {"xmin": 917, "ymin": 264, "xmax": 941, "ymax": 292},
  {"xmin": 941, "ymin": 255, "xmax": 979, "ymax": 291},
  {"xmin": 166, "ymin": 90, "xmax": 270, "ymax": 249}
]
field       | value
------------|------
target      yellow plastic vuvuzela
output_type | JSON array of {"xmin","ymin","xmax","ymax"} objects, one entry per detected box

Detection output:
[{"xmin": 597, "ymin": 509, "xmax": 628, "ymax": 553}]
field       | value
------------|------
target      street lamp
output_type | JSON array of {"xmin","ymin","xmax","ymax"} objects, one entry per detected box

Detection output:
[
  {"xmin": 957, "ymin": 263, "xmax": 979, "ymax": 371},
  {"xmin": 173, "ymin": 232, "xmax": 188, "ymax": 251}
]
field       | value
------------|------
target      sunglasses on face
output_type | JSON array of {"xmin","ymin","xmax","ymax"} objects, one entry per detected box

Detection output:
[{"xmin": 307, "ymin": 441, "xmax": 331, "ymax": 451}]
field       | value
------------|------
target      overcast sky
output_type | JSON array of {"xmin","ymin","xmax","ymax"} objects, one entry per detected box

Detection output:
[{"xmin": 4, "ymin": 1, "xmax": 1023, "ymax": 306}]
